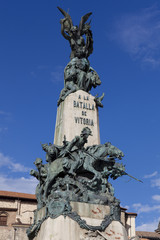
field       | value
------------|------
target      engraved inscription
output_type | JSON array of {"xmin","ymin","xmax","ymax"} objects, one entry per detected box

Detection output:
[
  {"xmin": 73, "ymin": 100, "xmax": 95, "ymax": 111},
  {"xmin": 82, "ymin": 111, "xmax": 87, "ymax": 116},
  {"xmin": 73, "ymin": 95, "xmax": 95, "ymax": 126},
  {"xmin": 75, "ymin": 117, "xmax": 94, "ymax": 126}
]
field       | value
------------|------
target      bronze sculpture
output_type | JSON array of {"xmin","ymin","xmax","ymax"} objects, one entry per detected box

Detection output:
[
  {"xmin": 57, "ymin": 7, "xmax": 93, "ymax": 60},
  {"xmin": 27, "ymin": 127, "xmax": 127, "ymax": 239}
]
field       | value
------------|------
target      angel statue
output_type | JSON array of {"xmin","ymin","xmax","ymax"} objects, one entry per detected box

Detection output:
[
  {"xmin": 57, "ymin": 7, "xmax": 102, "ymax": 106},
  {"xmin": 57, "ymin": 7, "xmax": 93, "ymax": 60}
]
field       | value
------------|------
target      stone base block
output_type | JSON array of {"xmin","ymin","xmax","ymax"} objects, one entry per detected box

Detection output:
[
  {"xmin": 33, "ymin": 216, "xmax": 128, "ymax": 240},
  {"xmin": 30, "ymin": 202, "xmax": 128, "ymax": 240}
]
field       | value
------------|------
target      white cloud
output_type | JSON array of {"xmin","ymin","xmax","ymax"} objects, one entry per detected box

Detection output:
[
  {"xmin": 111, "ymin": 5, "xmax": 160, "ymax": 68},
  {"xmin": 136, "ymin": 218, "xmax": 160, "ymax": 231},
  {"xmin": 30, "ymin": 71, "xmax": 36, "ymax": 78},
  {"xmin": 144, "ymin": 171, "xmax": 158, "ymax": 179},
  {"xmin": 151, "ymin": 178, "xmax": 160, "ymax": 189},
  {"xmin": 0, "ymin": 152, "xmax": 37, "ymax": 194},
  {"xmin": 152, "ymin": 195, "xmax": 160, "ymax": 202},
  {"xmin": 132, "ymin": 203, "xmax": 160, "ymax": 214},
  {"xmin": 123, "ymin": 205, "xmax": 129, "ymax": 210},
  {"xmin": 0, "ymin": 111, "xmax": 11, "ymax": 122},
  {"xmin": 0, "ymin": 111, "xmax": 9, "ymax": 116},
  {"xmin": 0, "ymin": 127, "xmax": 8, "ymax": 133},
  {"xmin": 133, "ymin": 203, "xmax": 142, "ymax": 209},
  {"xmin": 0, "ymin": 152, "xmax": 38, "ymax": 193},
  {"xmin": 0, "ymin": 152, "xmax": 29, "ymax": 172},
  {"xmin": 51, "ymin": 66, "xmax": 64, "ymax": 82},
  {"xmin": 0, "ymin": 175, "xmax": 38, "ymax": 194}
]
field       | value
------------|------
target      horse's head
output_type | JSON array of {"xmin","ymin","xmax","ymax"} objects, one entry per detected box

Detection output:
[{"xmin": 105, "ymin": 142, "xmax": 124, "ymax": 159}]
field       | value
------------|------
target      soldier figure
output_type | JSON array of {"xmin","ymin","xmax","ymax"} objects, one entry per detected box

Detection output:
[{"xmin": 30, "ymin": 158, "xmax": 47, "ymax": 209}]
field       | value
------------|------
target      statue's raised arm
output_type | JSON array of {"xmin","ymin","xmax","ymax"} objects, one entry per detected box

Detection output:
[{"xmin": 57, "ymin": 7, "xmax": 73, "ymax": 40}]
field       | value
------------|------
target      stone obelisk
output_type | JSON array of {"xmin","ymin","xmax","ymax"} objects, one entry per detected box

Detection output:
[{"xmin": 27, "ymin": 7, "xmax": 128, "ymax": 240}]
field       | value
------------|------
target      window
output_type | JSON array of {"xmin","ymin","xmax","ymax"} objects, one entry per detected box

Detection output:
[{"xmin": 0, "ymin": 212, "xmax": 8, "ymax": 226}]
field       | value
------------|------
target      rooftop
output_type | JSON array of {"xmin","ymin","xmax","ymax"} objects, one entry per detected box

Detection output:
[
  {"xmin": 0, "ymin": 190, "xmax": 36, "ymax": 201},
  {"xmin": 136, "ymin": 231, "xmax": 160, "ymax": 239}
]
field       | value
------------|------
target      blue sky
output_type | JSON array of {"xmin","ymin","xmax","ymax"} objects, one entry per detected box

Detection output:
[{"xmin": 0, "ymin": 0, "xmax": 160, "ymax": 232}]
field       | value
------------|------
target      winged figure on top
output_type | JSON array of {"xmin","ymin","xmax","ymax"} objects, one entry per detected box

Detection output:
[
  {"xmin": 57, "ymin": 7, "xmax": 104, "ymax": 106},
  {"xmin": 58, "ymin": 7, "xmax": 93, "ymax": 59}
]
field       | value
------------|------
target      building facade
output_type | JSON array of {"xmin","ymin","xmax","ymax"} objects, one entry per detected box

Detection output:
[{"xmin": 0, "ymin": 191, "xmax": 37, "ymax": 240}]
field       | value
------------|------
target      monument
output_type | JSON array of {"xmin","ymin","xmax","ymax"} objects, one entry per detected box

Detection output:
[{"xmin": 26, "ymin": 7, "xmax": 139, "ymax": 240}]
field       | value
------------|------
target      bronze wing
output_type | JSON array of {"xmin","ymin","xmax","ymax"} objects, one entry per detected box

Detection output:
[{"xmin": 78, "ymin": 12, "xmax": 92, "ymax": 35}]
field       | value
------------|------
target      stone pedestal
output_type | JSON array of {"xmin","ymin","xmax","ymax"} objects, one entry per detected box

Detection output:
[
  {"xmin": 34, "ymin": 217, "xmax": 127, "ymax": 240},
  {"xmin": 32, "ymin": 202, "xmax": 128, "ymax": 240},
  {"xmin": 54, "ymin": 90, "xmax": 100, "ymax": 146}
]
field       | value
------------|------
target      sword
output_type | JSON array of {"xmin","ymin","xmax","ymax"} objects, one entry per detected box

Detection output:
[
  {"xmin": 110, "ymin": 166, "xmax": 143, "ymax": 183},
  {"xmin": 124, "ymin": 172, "xmax": 143, "ymax": 183}
]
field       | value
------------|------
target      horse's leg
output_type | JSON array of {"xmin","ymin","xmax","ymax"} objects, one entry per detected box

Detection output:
[{"xmin": 83, "ymin": 160, "xmax": 100, "ymax": 182}]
